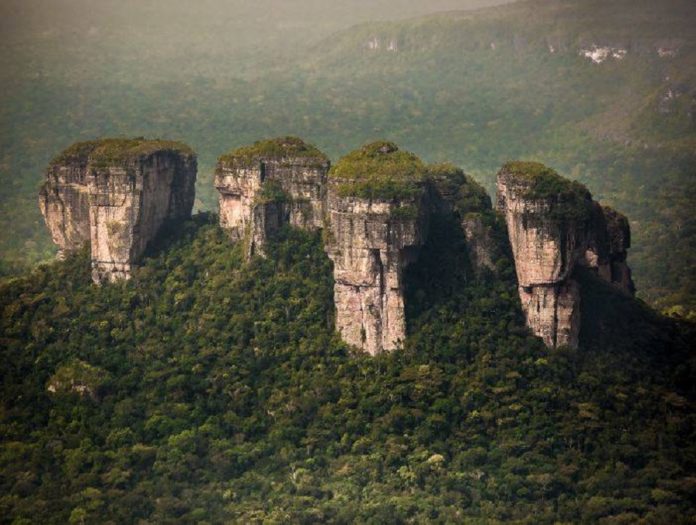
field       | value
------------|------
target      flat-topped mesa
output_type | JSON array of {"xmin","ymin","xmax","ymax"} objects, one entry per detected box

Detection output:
[
  {"xmin": 325, "ymin": 141, "xmax": 429, "ymax": 355},
  {"xmin": 39, "ymin": 138, "xmax": 197, "ymax": 283},
  {"xmin": 214, "ymin": 137, "xmax": 329, "ymax": 258},
  {"xmin": 496, "ymin": 161, "xmax": 635, "ymax": 349},
  {"xmin": 427, "ymin": 163, "xmax": 500, "ymax": 273}
]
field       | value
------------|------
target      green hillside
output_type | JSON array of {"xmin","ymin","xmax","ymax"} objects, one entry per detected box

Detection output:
[
  {"xmin": 1, "ymin": 0, "xmax": 695, "ymax": 310},
  {"xmin": 1, "ymin": 215, "xmax": 694, "ymax": 523}
]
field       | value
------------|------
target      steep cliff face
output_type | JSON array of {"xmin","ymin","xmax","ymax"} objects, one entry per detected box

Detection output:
[
  {"xmin": 325, "ymin": 142, "xmax": 429, "ymax": 355},
  {"xmin": 214, "ymin": 137, "xmax": 329, "ymax": 258},
  {"xmin": 40, "ymin": 139, "xmax": 197, "ymax": 283},
  {"xmin": 497, "ymin": 161, "xmax": 635, "ymax": 349},
  {"xmin": 580, "ymin": 203, "xmax": 635, "ymax": 294},
  {"xmin": 39, "ymin": 159, "xmax": 92, "ymax": 259}
]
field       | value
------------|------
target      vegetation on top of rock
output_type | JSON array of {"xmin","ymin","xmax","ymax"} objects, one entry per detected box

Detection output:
[
  {"xmin": 502, "ymin": 161, "xmax": 590, "ymax": 201},
  {"xmin": 330, "ymin": 141, "xmax": 427, "ymax": 200},
  {"xmin": 501, "ymin": 161, "xmax": 594, "ymax": 221},
  {"xmin": 218, "ymin": 136, "xmax": 329, "ymax": 167},
  {"xmin": 50, "ymin": 138, "xmax": 195, "ymax": 167},
  {"xmin": 427, "ymin": 162, "xmax": 492, "ymax": 214}
]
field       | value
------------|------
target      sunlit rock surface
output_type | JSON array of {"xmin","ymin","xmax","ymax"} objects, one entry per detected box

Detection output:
[
  {"xmin": 40, "ymin": 138, "xmax": 196, "ymax": 283},
  {"xmin": 325, "ymin": 142, "xmax": 429, "ymax": 355},
  {"xmin": 214, "ymin": 137, "xmax": 329, "ymax": 258}
]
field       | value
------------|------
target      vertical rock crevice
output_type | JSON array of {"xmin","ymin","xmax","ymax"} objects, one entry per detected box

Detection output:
[{"xmin": 325, "ymin": 141, "xmax": 429, "ymax": 355}]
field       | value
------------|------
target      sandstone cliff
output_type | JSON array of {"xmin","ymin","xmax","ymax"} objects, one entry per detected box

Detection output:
[
  {"xmin": 214, "ymin": 138, "xmax": 505, "ymax": 355},
  {"xmin": 214, "ymin": 137, "xmax": 329, "ymax": 258},
  {"xmin": 496, "ymin": 161, "xmax": 634, "ymax": 349},
  {"xmin": 325, "ymin": 142, "xmax": 429, "ymax": 355},
  {"xmin": 40, "ymin": 138, "xmax": 197, "ymax": 283}
]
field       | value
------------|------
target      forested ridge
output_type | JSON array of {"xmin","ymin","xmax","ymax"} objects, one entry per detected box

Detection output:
[{"xmin": 1, "ymin": 214, "xmax": 694, "ymax": 523}]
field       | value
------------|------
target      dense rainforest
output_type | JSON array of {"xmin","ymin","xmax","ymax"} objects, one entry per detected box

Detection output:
[{"xmin": 1, "ymin": 215, "xmax": 694, "ymax": 523}]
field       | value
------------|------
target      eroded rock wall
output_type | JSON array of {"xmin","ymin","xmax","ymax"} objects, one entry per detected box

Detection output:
[
  {"xmin": 497, "ymin": 164, "xmax": 635, "ymax": 349},
  {"xmin": 39, "ymin": 161, "xmax": 92, "ymax": 259},
  {"xmin": 325, "ymin": 185, "xmax": 428, "ymax": 355},
  {"xmin": 496, "ymin": 169, "xmax": 589, "ymax": 348},
  {"xmin": 40, "ymin": 142, "xmax": 196, "ymax": 283},
  {"xmin": 89, "ymin": 154, "xmax": 196, "ymax": 282},
  {"xmin": 214, "ymin": 157, "xmax": 329, "ymax": 257}
]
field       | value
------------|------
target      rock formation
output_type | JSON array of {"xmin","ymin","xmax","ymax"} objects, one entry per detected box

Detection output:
[
  {"xmin": 40, "ymin": 138, "xmax": 197, "ymax": 283},
  {"xmin": 427, "ymin": 163, "xmax": 501, "ymax": 274},
  {"xmin": 214, "ymin": 137, "xmax": 329, "ymax": 258},
  {"xmin": 214, "ymin": 139, "xmax": 505, "ymax": 355},
  {"xmin": 496, "ymin": 161, "xmax": 634, "ymax": 349},
  {"xmin": 325, "ymin": 142, "xmax": 430, "ymax": 355},
  {"xmin": 581, "ymin": 203, "xmax": 635, "ymax": 295}
]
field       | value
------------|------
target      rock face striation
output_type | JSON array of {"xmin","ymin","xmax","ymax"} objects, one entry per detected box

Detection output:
[
  {"xmin": 496, "ymin": 162, "xmax": 634, "ymax": 349},
  {"xmin": 214, "ymin": 137, "xmax": 330, "ymax": 258},
  {"xmin": 324, "ymin": 142, "xmax": 430, "ymax": 355},
  {"xmin": 40, "ymin": 138, "xmax": 197, "ymax": 283}
]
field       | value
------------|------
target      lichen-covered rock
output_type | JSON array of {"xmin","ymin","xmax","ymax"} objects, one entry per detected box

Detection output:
[
  {"xmin": 325, "ymin": 142, "xmax": 429, "ymax": 355},
  {"xmin": 497, "ymin": 161, "xmax": 635, "ymax": 349},
  {"xmin": 214, "ymin": 137, "xmax": 329, "ymax": 257},
  {"xmin": 40, "ymin": 138, "xmax": 197, "ymax": 283}
]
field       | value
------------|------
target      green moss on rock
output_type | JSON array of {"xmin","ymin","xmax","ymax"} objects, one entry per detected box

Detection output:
[
  {"xmin": 254, "ymin": 180, "xmax": 290, "ymax": 205},
  {"xmin": 330, "ymin": 141, "xmax": 426, "ymax": 200},
  {"xmin": 502, "ymin": 161, "xmax": 592, "ymax": 221},
  {"xmin": 218, "ymin": 136, "xmax": 328, "ymax": 167},
  {"xmin": 51, "ymin": 138, "xmax": 195, "ymax": 167},
  {"xmin": 390, "ymin": 204, "xmax": 419, "ymax": 221},
  {"xmin": 427, "ymin": 162, "xmax": 491, "ymax": 213},
  {"xmin": 502, "ymin": 161, "xmax": 589, "ymax": 200}
]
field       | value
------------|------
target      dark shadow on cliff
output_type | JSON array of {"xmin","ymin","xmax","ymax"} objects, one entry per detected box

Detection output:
[
  {"xmin": 404, "ymin": 213, "xmax": 476, "ymax": 318},
  {"xmin": 402, "ymin": 212, "xmax": 535, "ymax": 363},
  {"xmin": 404, "ymin": 210, "xmax": 519, "ymax": 319},
  {"xmin": 142, "ymin": 212, "xmax": 218, "ymax": 261}
]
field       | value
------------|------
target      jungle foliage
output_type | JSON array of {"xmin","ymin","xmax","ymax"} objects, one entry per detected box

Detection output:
[{"xmin": 1, "ymin": 215, "xmax": 694, "ymax": 523}]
